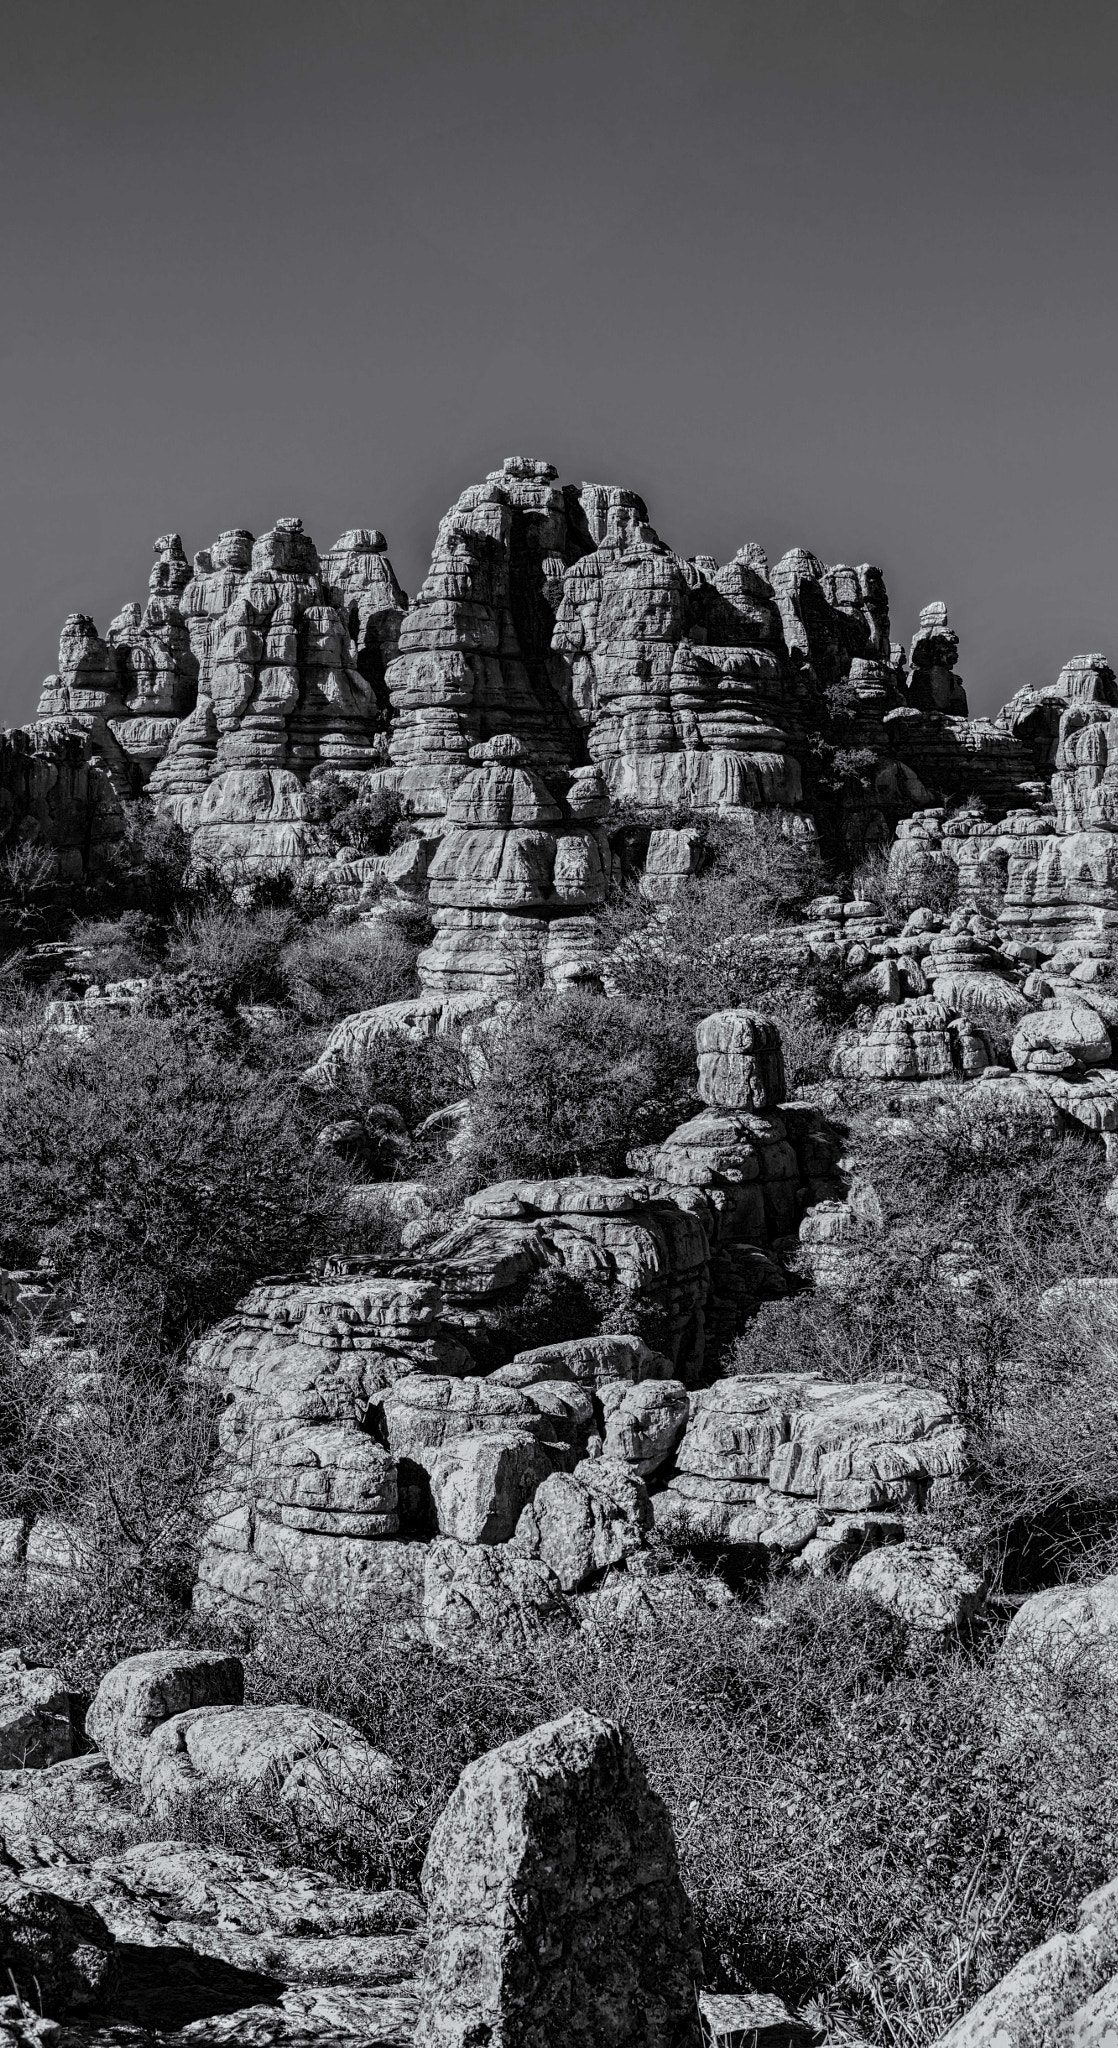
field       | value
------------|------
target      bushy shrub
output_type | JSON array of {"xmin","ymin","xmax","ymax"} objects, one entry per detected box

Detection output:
[
  {"xmin": 164, "ymin": 902, "xmax": 300, "ymax": 1007},
  {"xmin": 0, "ymin": 1009, "xmax": 371, "ymax": 1346},
  {"xmin": 735, "ymin": 1089, "xmax": 1118, "ymax": 1585},
  {"xmin": 461, "ymin": 989, "xmax": 696, "ymax": 1183},
  {"xmin": 280, "ymin": 918, "xmax": 418, "ymax": 1023},
  {"xmin": 302, "ymin": 772, "xmax": 403, "ymax": 855}
]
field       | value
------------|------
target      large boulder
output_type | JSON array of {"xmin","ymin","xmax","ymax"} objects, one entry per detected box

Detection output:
[
  {"xmin": 996, "ymin": 1573, "xmax": 1118, "ymax": 1747},
  {"xmin": 417, "ymin": 1709, "xmax": 703, "ymax": 2048},
  {"xmin": 513, "ymin": 1460, "xmax": 653, "ymax": 1593},
  {"xmin": 86, "ymin": 1649, "xmax": 244, "ymax": 1784},
  {"xmin": 599, "ymin": 1381, "xmax": 689, "ymax": 1477},
  {"xmin": 422, "ymin": 1540, "xmax": 571, "ymax": 1659},
  {"xmin": 938, "ymin": 1873, "xmax": 1118, "ymax": 2047},
  {"xmin": 137, "ymin": 1704, "xmax": 397, "ymax": 1831},
  {"xmin": 427, "ymin": 1432, "xmax": 553, "ymax": 1545},
  {"xmin": 1010, "ymin": 1004, "xmax": 1113, "ymax": 1075},
  {"xmin": 831, "ymin": 997, "xmax": 990, "ymax": 1082},
  {"xmin": 846, "ymin": 1541, "xmax": 985, "ymax": 1635}
]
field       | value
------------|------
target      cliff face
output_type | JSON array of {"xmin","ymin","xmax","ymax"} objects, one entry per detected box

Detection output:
[{"xmin": 5, "ymin": 457, "xmax": 1059, "ymax": 877}]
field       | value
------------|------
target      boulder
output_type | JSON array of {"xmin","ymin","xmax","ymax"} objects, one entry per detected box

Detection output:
[
  {"xmin": 938, "ymin": 1874, "xmax": 1118, "ymax": 2047},
  {"xmin": 427, "ymin": 1431, "xmax": 553, "ymax": 1544},
  {"xmin": 513, "ymin": 1459, "xmax": 653, "ymax": 1593},
  {"xmin": 0, "ymin": 1654, "xmax": 74, "ymax": 1770},
  {"xmin": 996, "ymin": 1573, "xmax": 1118, "ymax": 1746},
  {"xmin": 600, "ymin": 1380, "xmax": 689, "ymax": 1477},
  {"xmin": 656, "ymin": 1373, "xmax": 969, "ymax": 1568},
  {"xmin": 421, "ymin": 1539, "xmax": 571, "ymax": 1657},
  {"xmin": 1010, "ymin": 1004, "xmax": 1113, "ymax": 1074},
  {"xmin": 695, "ymin": 1009, "xmax": 786, "ymax": 1111},
  {"xmin": 0, "ymin": 1878, "xmax": 115, "ymax": 2016},
  {"xmin": 137, "ymin": 1704, "xmax": 397, "ymax": 1830},
  {"xmin": 831, "ymin": 997, "xmax": 990, "ymax": 1082},
  {"xmin": 846, "ymin": 1541, "xmax": 985, "ymax": 1634},
  {"xmin": 417, "ymin": 1709, "xmax": 703, "ymax": 2048},
  {"xmin": 86, "ymin": 1649, "xmax": 245, "ymax": 1784}
]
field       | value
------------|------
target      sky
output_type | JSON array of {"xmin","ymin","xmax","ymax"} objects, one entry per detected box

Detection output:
[{"xmin": 2, "ymin": 0, "xmax": 1117, "ymax": 721}]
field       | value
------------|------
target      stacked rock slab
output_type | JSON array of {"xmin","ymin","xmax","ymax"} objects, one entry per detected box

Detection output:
[
  {"xmin": 382, "ymin": 458, "xmax": 591, "ymax": 823},
  {"xmin": 654, "ymin": 1373, "xmax": 971, "ymax": 1570},
  {"xmin": 417, "ymin": 734, "xmax": 610, "ymax": 993},
  {"xmin": 630, "ymin": 1008, "xmax": 840, "ymax": 1344}
]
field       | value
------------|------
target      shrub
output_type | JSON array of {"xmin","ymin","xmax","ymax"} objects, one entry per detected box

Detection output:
[
  {"xmin": 0, "ymin": 1009, "xmax": 370, "ymax": 1346},
  {"xmin": 302, "ymin": 772, "xmax": 403, "ymax": 855},
  {"xmin": 281, "ymin": 918, "xmax": 418, "ymax": 1023},
  {"xmin": 461, "ymin": 989, "xmax": 696, "ymax": 1183},
  {"xmin": 165, "ymin": 902, "xmax": 301, "ymax": 1007}
]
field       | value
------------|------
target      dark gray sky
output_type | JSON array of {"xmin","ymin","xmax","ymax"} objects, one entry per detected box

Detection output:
[{"xmin": 2, "ymin": 0, "xmax": 1116, "ymax": 721}]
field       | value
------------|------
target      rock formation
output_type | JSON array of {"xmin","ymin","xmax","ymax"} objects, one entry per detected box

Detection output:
[
  {"xmin": 8, "ymin": 457, "xmax": 1059, "ymax": 880},
  {"xmin": 417, "ymin": 1710, "xmax": 702, "ymax": 2048}
]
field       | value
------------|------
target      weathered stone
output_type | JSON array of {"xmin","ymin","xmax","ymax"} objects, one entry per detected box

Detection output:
[
  {"xmin": 513, "ymin": 1459, "xmax": 653, "ymax": 1592},
  {"xmin": 86, "ymin": 1649, "xmax": 245, "ymax": 1784},
  {"xmin": 421, "ymin": 1539, "xmax": 571, "ymax": 1657},
  {"xmin": 427, "ymin": 1432, "xmax": 553, "ymax": 1545},
  {"xmin": 0, "ymin": 1654, "xmax": 73, "ymax": 1771},
  {"xmin": 600, "ymin": 1381, "xmax": 689, "ymax": 1477},
  {"xmin": 0, "ymin": 1877, "xmax": 115, "ymax": 2016},
  {"xmin": 656, "ymin": 1373, "xmax": 969, "ymax": 1564},
  {"xmin": 1011, "ymin": 1005, "xmax": 1113, "ymax": 1074},
  {"xmin": 137, "ymin": 1704, "xmax": 396, "ymax": 1831},
  {"xmin": 847, "ymin": 1541, "xmax": 985, "ymax": 1634},
  {"xmin": 417, "ymin": 1709, "xmax": 703, "ymax": 2048},
  {"xmin": 938, "ymin": 1874, "xmax": 1118, "ymax": 2047},
  {"xmin": 695, "ymin": 1009, "xmax": 786, "ymax": 1110}
]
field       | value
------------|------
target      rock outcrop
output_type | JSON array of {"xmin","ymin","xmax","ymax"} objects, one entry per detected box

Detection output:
[
  {"xmin": 417, "ymin": 1710, "xmax": 702, "ymax": 2048},
  {"xmin": 654, "ymin": 1374, "xmax": 971, "ymax": 1571}
]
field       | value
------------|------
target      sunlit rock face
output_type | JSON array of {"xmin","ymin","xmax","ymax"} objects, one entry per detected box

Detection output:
[{"xmin": 13, "ymin": 464, "xmax": 1064, "ymax": 875}]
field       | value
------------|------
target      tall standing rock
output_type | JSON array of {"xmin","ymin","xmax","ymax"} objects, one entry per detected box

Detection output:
[
  {"xmin": 418, "ymin": 734, "xmax": 609, "ymax": 993},
  {"xmin": 417, "ymin": 1709, "xmax": 702, "ymax": 2048},
  {"xmin": 384, "ymin": 458, "xmax": 591, "ymax": 822}
]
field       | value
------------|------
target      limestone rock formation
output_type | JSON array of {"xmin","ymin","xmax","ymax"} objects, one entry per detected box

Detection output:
[
  {"xmin": 417, "ymin": 1709, "xmax": 702, "ymax": 2048},
  {"xmin": 86, "ymin": 1649, "xmax": 245, "ymax": 1783},
  {"xmin": 418, "ymin": 735, "xmax": 609, "ymax": 994},
  {"xmin": 0, "ymin": 1653, "xmax": 73, "ymax": 1770},
  {"xmin": 383, "ymin": 458, "xmax": 588, "ymax": 822},
  {"xmin": 654, "ymin": 1373, "xmax": 970, "ymax": 1569}
]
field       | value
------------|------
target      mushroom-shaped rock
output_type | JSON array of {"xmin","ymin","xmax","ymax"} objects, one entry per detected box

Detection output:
[
  {"xmin": 86, "ymin": 1648, "xmax": 244, "ymax": 1784},
  {"xmin": 1011, "ymin": 1005, "xmax": 1113, "ymax": 1074},
  {"xmin": 417, "ymin": 1710, "xmax": 703, "ymax": 2048},
  {"xmin": 847, "ymin": 1542, "xmax": 985, "ymax": 1635},
  {"xmin": 513, "ymin": 1459, "xmax": 652, "ymax": 1592},
  {"xmin": 138, "ymin": 1704, "xmax": 396, "ymax": 1830},
  {"xmin": 695, "ymin": 1009, "xmax": 786, "ymax": 1110}
]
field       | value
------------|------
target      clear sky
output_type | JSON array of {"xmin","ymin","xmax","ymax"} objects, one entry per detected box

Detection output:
[{"xmin": 2, "ymin": 0, "xmax": 1116, "ymax": 721}]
